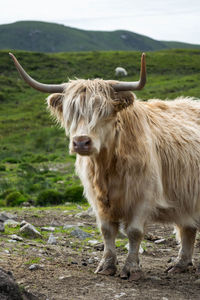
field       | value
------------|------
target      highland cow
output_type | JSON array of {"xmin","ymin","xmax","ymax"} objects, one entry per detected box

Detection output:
[{"xmin": 10, "ymin": 52, "xmax": 200, "ymax": 280}]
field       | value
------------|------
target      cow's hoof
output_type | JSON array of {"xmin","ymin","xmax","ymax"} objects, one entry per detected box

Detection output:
[
  {"xmin": 166, "ymin": 264, "xmax": 190, "ymax": 273},
  {"xmin": 95, "ymin": 263, "xmax": 117, "ymax": 276},
  {"xmin": 120, "ymin": 268, "xmax": 143, "ymax": 281}
]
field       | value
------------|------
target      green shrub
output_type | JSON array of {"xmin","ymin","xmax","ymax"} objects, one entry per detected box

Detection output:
[
  {"xmin": 0, "ymin": 199, "xmax": 6, "ymax": 207},
  {"xmin": 63, "ymin": 185, "xmax": 86, "ymax": 203},
  {"xmin": 30, "ymin": 154, "xmax": 49, "ymax": 163},
  {"xmin": 18, "ymin": 162, "xmax": 37, "ymax": 173},
  {"xmin": 6, "ymin": 191, "xmax": 27, "ymax": 206},
  {"xmin": 0, "ymin": 164, "xmax": 6, "ymax": 171},
  {"xmin": 2, "ymin": 157, "xmax": 20, "ymax": 163},
  {"xmin": 0, "ymin": 92, "xmax": 5, "ymax": 102},
  {"xmin": 36, "ymin": 189, "xmax": 63, "ymax": 206}
]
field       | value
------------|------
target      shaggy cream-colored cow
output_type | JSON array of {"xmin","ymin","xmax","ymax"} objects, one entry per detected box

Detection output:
[{"xmin": 10, "ymin": 53, "xmax": 200, "ymax": 280}]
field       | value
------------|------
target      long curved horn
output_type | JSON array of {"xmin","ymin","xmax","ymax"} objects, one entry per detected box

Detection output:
[
  {"xmin": 112, "ymin": 53, "xmax": 146, "ymax": 91},
  {"xmin": 9, "ymin": 53, "xmax": 66, "ymax": 93}
]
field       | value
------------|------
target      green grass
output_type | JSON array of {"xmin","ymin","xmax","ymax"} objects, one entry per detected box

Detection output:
[{"xmin": 0, "ymin": 49, "xmax": 200, "ymax": 206}]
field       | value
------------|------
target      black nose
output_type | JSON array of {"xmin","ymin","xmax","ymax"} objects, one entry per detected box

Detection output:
[{"xmin": 73, "ymin": 136, "xmax": 92, "ymax": 152}]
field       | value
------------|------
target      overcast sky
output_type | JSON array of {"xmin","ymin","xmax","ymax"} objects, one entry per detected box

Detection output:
[{"xmin": 1, "ymin": 0, "xmax": 200, "ymax": 44}]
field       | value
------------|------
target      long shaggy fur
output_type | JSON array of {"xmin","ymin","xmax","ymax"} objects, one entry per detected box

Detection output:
[{"xmin": 47, "ymin": 80, "xmax": 200, "ymax": 230}]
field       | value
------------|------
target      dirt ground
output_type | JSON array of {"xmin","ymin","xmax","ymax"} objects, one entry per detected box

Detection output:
[{"xmin": 0, "ymin": 206, "xmax": 200, "ymax": 300}]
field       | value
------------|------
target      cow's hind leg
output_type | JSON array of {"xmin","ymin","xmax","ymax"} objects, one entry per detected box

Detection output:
[
  {"xmin": 120, "ymin": 227, "xmax": 144, "ymax": 281},
  {"xmin": 167, "ymin": 226, "xmax": 197, "ymax": 273},
  {"xmin": 95, "ymin": 220, "xmax": 118, "ymax": 276}
]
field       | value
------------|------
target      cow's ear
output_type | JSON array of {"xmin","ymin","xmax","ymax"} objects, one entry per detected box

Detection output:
[
  {"xmin": 113, "ymin": 91, "xmax": 135, "ymax": 112},
  {"xmin": 47, "ymin": 93, "xmax": 64, "ymax": 123}
]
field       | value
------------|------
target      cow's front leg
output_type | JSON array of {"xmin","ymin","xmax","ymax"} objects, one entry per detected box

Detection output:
[
  {"xmin": 120, "ymin": 226, "xmax": 144, "ymax": 281},
  {"xmin": 167, "ymin": 226, "xmax": 196, "ymax": 273},
  {"xmin": 95, "ymin": 220, "xmax": 118, "ymax": 276}
]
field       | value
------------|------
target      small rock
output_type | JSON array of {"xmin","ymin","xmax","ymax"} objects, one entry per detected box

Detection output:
[
  {"xmin": 29, "ymin": 264, "xmax": 44, "ymax": 271},
  {"xmin": 114, "ymin": 292, "xmax": 127, "ymax": 299},
  {"xmin": 194, "ymin": 279, "xmax": 200, "ymax": 285},
  {"xmin": 154, "ymin": 238, "xmax": 166, "ymax": 244},
  {"xmin": 0, "ymin": 222, "xmax": 5, "ymax": 232},
  {"xmin": 20, "ymin": 220, "xmax": 28, "ymax": 227},
  {"xmin": 88, "ymin": 258, "xmax": 95, "ymax": 264},
  {"xmin": 8, "ymin": 239, "xmax": 17, "ymax": 243},
  {"xmin": 94, "ymin": 243, "xmax": 104, "ymax": 251},
  {"xmin": 4, "ymin": 219, "xmax": 19, "ymax": 227},
  {"xmin": 162, "ymin": 297, "xmax": 169, "ymax": 300},
  {"xmin": 4, "ymin": 250, "xmax": 9, "ymax": 254},
  {"xmin": 0, "ymin": 212, "xmax": 16, "ymax": 222},
  {"xmin": 0, "ymin": 268, "xmax": 23, "ymax": 299},
  {"xmin": 75, "ymin": 207, "xmax": 95, "ymax": 219},
  {"xmin": 41, "ymin": 227, "xmax": 55, "ymax": 232},
  {"xmin": 20, "ymin": 223, "xmax": 42, "ymax": 238},
  {"xmin": 59, "ymin": 275, "xmax": 71, "ymax": 280},
  {"xmin": 87, "ymin": 240, "xmax": 98, "ymax": 245},
  {"xmin": 63, "ymin": 222, "xmax": 84, "ymax": 229},
  {"xmin": 47, "ymin": 233, "xmax": 57, "ymax": 245},
  {"xmin": 11, "ymin": 234, "xmax": 23, "ymax": 242},
  {"xmin": 70, "ymin": 228, "xmax": 92, "ymax": 240}
]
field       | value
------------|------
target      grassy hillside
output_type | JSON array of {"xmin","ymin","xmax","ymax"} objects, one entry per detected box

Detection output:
[
  {"xmin": 0, "ymin": 49, "xmax": 200, "ymax": 206},
  {"xmin": 1, "ymin": 21, "xmax": 200, "ymax": 52}
]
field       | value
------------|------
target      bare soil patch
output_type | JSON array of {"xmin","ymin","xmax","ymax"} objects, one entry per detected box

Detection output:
[{"xmin": 0, "ymin": 206, "xmax": 200, "ymax": 300}]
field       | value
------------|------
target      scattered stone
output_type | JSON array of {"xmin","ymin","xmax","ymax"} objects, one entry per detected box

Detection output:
[
  {"xmin": 41, "ymin": 226, "xmax": 55, "ymax": 232},
  {"xmin": 63, "ymin": 222, "xmax": 84, "ymax": 229},
  {"xmin": 194, "ymin": 279, "xmax": 200, "ymax": 285},
  {"xmin": 4, "ymin": 250, "xmax": 9, "ymax": 254},
  {"xmin": 87, "ymin": 239, "xmax": 99, "ymax": 245},
  {"xmin": 0, "ymin": 222, "xmax": 5, "ymax": 232},
  {"xmin": 59, "ymin": 275, "xmax": 72, "ymax": 280},
  {"xmin": 0, "ymin": 212, "xmax": 16, "ymax": 222},
  {"xmin": 154, "ymin": 238, "xmax": 166, "ymax": 244},
  {"xmin": 70, "ymin": 228, "xmax": 92, "ymax": 240},
  {"xmin": 20, "ymin": 220, "xmax": 28, "ymax": 227},
  {"xmin": 47, "ymin": 233, "xmax": 57, "ymax": 245},
  {"xmin": 29, "ymin": 264, "xmax": 44, "ymax": 271},
  {"xmin": 11, "ymin": 234, "xmax": 23, "ymax": 241},
  {"xmin": 114, "ymin": 292, "xmax": 127, "ymax": 299},
  {"xmin": 8, "ymin": 239, "xmax": 17, "ymax": 243},
  {"xmin": 88, "ymin": 258, "xmax": 95, "ymax": 264},
  {"xmin": 75, "ymin": 207, "xmax": 95, "ymax": 219},
  {"xmin": 146, "ymin": 233, "xmax": 162, "ymax": 241},
  {"xmin": 22, "ymin": 202, "xmax": 31, "ymax": 207},
  {"xmin": 4, "ymin": 219, "xmax": 19, "ymax": 227},
  {"xmin": 0, "ymin": 268, "xmax": 23, "ymax": 300},
  {"xmin": 0, "ymin": 267, "xmax": 37, "ymax": 299},
  {"xmin": 20, "ymin": 223, "xmax": 42, "ymax": 238},
  {"xmin": 162, "ymin": 297, "xmax": 169, "ymax": 300},
  {"xmin": 94, "ymin": 243, "xmax": 104, "ymax": 251}
]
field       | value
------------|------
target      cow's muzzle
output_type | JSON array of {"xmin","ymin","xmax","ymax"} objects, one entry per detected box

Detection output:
[{"xmin": 72, "ymin": 135, "xmax": 92, "ymax": 155}]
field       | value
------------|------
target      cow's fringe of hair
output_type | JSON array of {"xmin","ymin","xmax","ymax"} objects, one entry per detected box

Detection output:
[{"xmin": 62, "ymin": 79, "xmax": 118, "ymax": 133}]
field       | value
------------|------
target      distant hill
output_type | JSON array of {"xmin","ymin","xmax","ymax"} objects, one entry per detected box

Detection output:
[{"xmin": 0, "ymin": 21, "xmax": 200, "ymax": 52}]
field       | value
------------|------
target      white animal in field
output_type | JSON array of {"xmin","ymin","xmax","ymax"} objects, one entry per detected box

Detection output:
[
  {"xmin": 115, "ymin": 67, "xmax": 128, "ymax": 76},
  {"xmin": 10, "ymin": 52, "xmax": 200, "ymax": 280}
]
